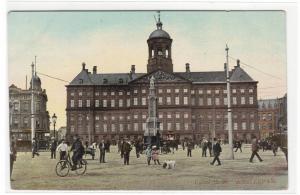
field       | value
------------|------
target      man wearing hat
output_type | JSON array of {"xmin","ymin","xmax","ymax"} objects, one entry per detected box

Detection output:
[
  {"xmin": 70, "ymin": 137, "xmax": 84, "ymax": 170},
  {"xmin": 210, "ymin": 138, "xmax": 222, "ymax": 166},
  {"xmin": 122, "ymin": 138, "xmax": 132, "ymax": 165},
  {"xmin": 50, "ymin": 137, "xmax": 57, "ymax": 159}
]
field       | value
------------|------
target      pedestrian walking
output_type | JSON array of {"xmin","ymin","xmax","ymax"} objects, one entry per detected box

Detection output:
[
  {"xmin": 207, "ymin": 139, "xmax": 213, "ymax": 157},
  {"xmin": 249, "ymin": 137, "xmax": 263, "ymax": 163},
  {"xmin": 234, "ymin": 140, "xmax": 242, "ymax": 152},
  {"xmin": 272, "ymin": 141, "xmax": 278, "ymax": 156},
  {"xmin": 122, "ymin": 139, "xmax": 132, "ymax": 165},
  {"xmin": 201, "ymin": 138, "xmax": 208, "ymax": 157},
  {"xmin": 32, "ymin": 138, "xmax": 40, "ymax": 158},
  {"xmin": 99, "ymin": 139, "xmax": 106, "ymax": 163},
  {"xmin": 210, "ymin": 138, "xmax": 222, "ymax": 166},
  {"xmin": 56, "ymin": 139, "xmax": 68, "ymax": 160},
  {"xmin": 152, "ymin": 146, "xmax": 161, "ymax": 165},
  {"xmin": 145, "ymin": 146, "xmax": 152, "ymax": 165},
  {"xmin": 187, "ymin": 141, "xmax": 193, "ymax": 157},
  {"xmin": 50, "ymin": 138, "xmax": 57, "ymax": 159}
]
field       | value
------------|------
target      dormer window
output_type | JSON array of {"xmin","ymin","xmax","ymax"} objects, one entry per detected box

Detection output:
[
  {"xmin": 119, "ymin": 78, "xmax": 124, "ymax": 84},
  {"xmin": 79, "ymin": 79, "xmax": 83, "ymax": 84},
  {"xmin": 103, "ymin": 79, "xmax": 108, "ymax": 84}
]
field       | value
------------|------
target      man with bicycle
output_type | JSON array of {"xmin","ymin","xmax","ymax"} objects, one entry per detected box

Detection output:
[{"xmin": 70, "ymin": 137, "xmax": 85, "ymax": 170}]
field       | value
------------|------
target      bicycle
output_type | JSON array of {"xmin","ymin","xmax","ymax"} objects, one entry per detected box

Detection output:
[{"xmin": 55, "ymin": 153, "xmax": 87, "ymax": 177}]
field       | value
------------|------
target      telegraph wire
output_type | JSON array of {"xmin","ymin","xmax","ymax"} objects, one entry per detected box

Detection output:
[
  {"xmin": 228, "ymin": 56, "xmax": 282, "ymax": 80},
  {"xmin": 37, "ymin": 72, "xmax": 70, "ymax": 83}
]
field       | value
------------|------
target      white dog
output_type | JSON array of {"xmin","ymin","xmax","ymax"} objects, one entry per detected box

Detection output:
[{"xmin": 162, "ymin": 160, "xmax": 176, "ymax": 169}]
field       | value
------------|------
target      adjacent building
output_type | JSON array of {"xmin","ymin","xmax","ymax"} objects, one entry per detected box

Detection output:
[
  {"xmin": 66, "ymin": 15, "xmax": 259, "ymax": 144},
  {"xmin": 9, "ymin": 73, "xmax": 50, "ymax": 150}
]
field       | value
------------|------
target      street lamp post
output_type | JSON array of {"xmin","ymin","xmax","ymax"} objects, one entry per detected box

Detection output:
[{"xmin": 52, "ymin": 113, "xmax": 57, "ymax": 140}]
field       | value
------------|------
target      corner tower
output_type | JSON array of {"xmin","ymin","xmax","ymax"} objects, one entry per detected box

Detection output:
[{"xmin": 147, "ymin": 12, "xmax": 173, "ymax": 73}]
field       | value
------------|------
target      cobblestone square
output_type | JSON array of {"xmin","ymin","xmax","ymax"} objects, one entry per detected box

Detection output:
[{"xmin": 11, "ymin": 145, "xmax": 288, "ymax": 190}]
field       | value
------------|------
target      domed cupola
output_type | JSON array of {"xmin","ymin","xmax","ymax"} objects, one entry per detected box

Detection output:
[
  {"xmin": 30, "ymin": 74, "xmax": 42, "ymax": 91},
  {"xmin": 147, "ymin": 11, "xmax": 173, "ymax": 73}
]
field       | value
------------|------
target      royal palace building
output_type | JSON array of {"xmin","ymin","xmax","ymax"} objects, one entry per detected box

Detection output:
[{"xmin": 66, "ymin": 16, "xmax": 259, "ymax": 144}]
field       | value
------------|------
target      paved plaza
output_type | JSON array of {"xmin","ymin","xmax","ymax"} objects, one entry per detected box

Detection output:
[{"xmin": 10, "ymin": 145, "xmax": 288, "ymax": 190}]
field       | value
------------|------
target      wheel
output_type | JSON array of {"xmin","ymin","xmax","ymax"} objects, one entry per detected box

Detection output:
[
  {"xmin": 75, "ymin": 159, "xmax": 87, "ymax": 175},
  {"xmin": 56, "ymin": 160, "xmax": 70, "ymax": 177}
]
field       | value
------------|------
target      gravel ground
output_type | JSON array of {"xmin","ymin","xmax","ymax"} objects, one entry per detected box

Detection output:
[{"xmin": 10, "ymin": 144, "xmax": 288, "ymax": 190}]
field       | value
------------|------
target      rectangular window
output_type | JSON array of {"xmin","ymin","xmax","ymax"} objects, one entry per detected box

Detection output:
[
  {"xmin": 95, "ymin": 116, "xmax": 100, "ymax": 120},
  {"xmin": 167, "ymin": 123, "xmax": 172, "ymax": 131},
  {"xmin": 191, "ymin": 97, "xmax": 195, "ymax": 105},
  {"xmin": 103, "ymin": 115, "xmax": 107, "ymax": 120},
  {"xmin": 142, "ymin": 89, "xmax": 146, "ymax": 94},
  {"xmin": 142, "ymin": 114, "xmax": 147, "ymax": 119},
  {"xmin": 119, "ymin": 99, "xmax": 123, "ymax": 107},
  {"xmin": 176, "ymin": 123, "xmax": 180, "ymax": 130},
  {"xmin": 183, "ymin": 89, "xmax": 188, "ymax": 93},
  {"xmin": 127, "ymin": 91, "xmax": 130, "ymax": 95},
  {"xmin": 158, "ymin": 97, "xmax": 163, "ymax": 105},
  {"xmin": 184, "ymin": 97, "xmax": 188, "ymax": 105},
  {"xmin": 166, "ymin": 97, "xmax": 171, "ymax": 105},
  {"xmin": 127, "ymin": 99, "xmax": 130, "ymax": 107},
  {"xmin": 159, "ymin": 113, "xmax": 163, "ymax": 119},
  {"xmin": 103, "ymin": 92, "xmax": 107, "ymax": 96},
  {"xmin": 167, "ymin": 89, "xmax": 171, "ymax": 93},
  {"xmin": 234, "ymin": 123, "xmax": 238, "ymax": 130},
  {"xmin": 103, "ymin": 100, "xmax": 107, "ymax": 107},
  {"xmin": 70, "ymin": 92, "xmax": 75, "ymax": 96},
  {"xmin": 175, "ymin": 97, "xmax": 179, "ymax": 105},
  {"xmin": 134, "ymin": 89, "xmax": 138, "ymax": 94},
  {"xmin": 250, "ymin": 122, "xmax": 255, "ymax": 130},
  {"xmin": 224, "ymin": 97, "xmax": 228, "ymax": 105},
  {"xmin": 249, "ymin": 88, "xmax": 253, "ymax": 93},
  {"xmin": 207, "ymin": 90, "xmax": 211, "ymax": 94},
  {"xmin": 119, "ymin": 115, "xmax": 124, "ymax": 120},
  {"xmin": 127, "ymin": 115, "xmax": 131, "ymax": 120},
  {"xmin": 134, "ymin": 123, "xmax": 138, "ymax": 131},
  {"xmin": 111, "ymin": 116, "xmax": 115, "ymax": 121},
  {"xmin": 134, "ymin": 114, "xmax": 138, "ymax": 119},
  {"xmin": 191, "ymin": 90, "xmax": 195, "ymax": 94},
  {"xmin": 111, "ymin": 100, "xmax": 115, "ymax": 107},
  {"xmin": 184, "ymin": 123, "xmax": 189, "ymax": 130},
  {"xmin": 175, "ymin": 113, "xmax": 180, "ymax": 118},
  {"xmin": 184, "ymin": 113, "xmax": 188, "ymax": 118},
  {"xmin": 119, "ymin": 124, "xmax": 124, "ymax": 132},
  {"xmin": 118, "ymin": 91, "xmax": 123, "ymax": 95},
  {"xmin": 241, "ymin": 97, "xmax": 245, "ymax": 105},
  {"xmin": 158, "ymin": 89, "xmax": 163, "ymax": 94},
  {"xmin": 111, "ymin": 92, "xmax": 115, "ymax": 96},
  {"xmin": 142, "ymin": 97, "xmax": 147, "ymax": 105},
  {"xmin": 111, "ymin": 124, "xmax": 115, "ymax": 132},
  {"xmin": 86, "ymin": 100, "xmax": 90, "ymax": 107},
  {"xmin": 232, "ymin": 97, "xmax": 237, "ymax": 105},
  {"xmin": 70, "ymin": 125, "xmax": 75, "ymax": 133},
  {"xmin": 240, "ymin": 89, "xmax": 245, "ymax": 93},
  {"xmin": 215, "ymin": 98, "xmax": 220, "ymax": 105},
  {"xmin": 242, "ymin": 122, "xmax": 247, "ymax": 130},
  {"xmin": 198, "ymin": 89, "xmax": 203, "ymax": 94},
  {"xmin": 167, "ymin": 113, "xmax": 172, "ymax": 119},
  {"xmin": 232, "ymin": 89, "xmax": 236, "ymax": 93},
  {"xmin": 249, "ymin": 97, "xmax": 254, "ymax": 104},
  {"xmin": 70, "ymin": 100, "xmax": 74, "ymax": 107},
  {"xmin": 95, "ymin": 100, "xmax": 99, "ymax": 107},
  {"xmin": 159, "ymin": 122, "xmax": 163, "ymax": 131},
  {"xmin": 78, "ymin": 100, "xmax": 82, "ymax": 107},
  {"xmin": 199, "ymin": 98, "xmax": 203, "ymax": 106},
  {"xmin": 207, "ymin": 98, "xmax": 212, "ymax": 105},
  {"xmin": 79, "ymin": 92, "xmax": 82, "ymax": 96},
  {"xmin": 103, "ymin": 124, "xmax": 107, "ymax": 132},
  {"xmin": 142, "ymin": 123, "xmax": 147, "ymax": 131},
  {"xmin": 133, "ymin": 98, "xmax": 138, "ymax": 105},
  {"xmin": 175, "ymin": 89, "xmax": 179, "ymax": 93},
  {"xmin": 127, "ymin": 124, "xmax": 131, "ymax": 131},
  {"xmin": 215, "ymin": 90, "xmax": 219, "ymax": 94}
]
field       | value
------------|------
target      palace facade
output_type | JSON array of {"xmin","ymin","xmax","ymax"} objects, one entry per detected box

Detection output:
[{"xmin": 66, "ymin": 16, "xmax": 259, "ymax": 143}]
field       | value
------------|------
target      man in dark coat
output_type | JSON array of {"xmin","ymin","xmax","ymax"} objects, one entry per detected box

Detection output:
[
  {"xmin": 187, "ymin": 141, "xmax": 193, "ymax": 157},
  {"xmin": 50, "ymin": 138, "xmax": 57, "ymax": 159},
  {"xmin": 99, "ymin": 139, "xmax": 106, "ymax": 163},
  {"xmin": 234, "ymin": 140, "xmax": 242, "ymax": 152},
  {"xmin": 122, "ymin": 139, "xmax": 132, "ymax": 165},
  {"xmin": 210, "ymin": 138, "xmax": 222, "ymax": 166},
  {"xmin": 70, "ymin": 137, "xmax": 85, "ymax": 170},
  {"xmin": 10, "ymin": 138, "xmax": 17, "ymax": 179},
  {"xmin": 207, "ymin": 139, "xmax": 213, "ymax": 157},
  {"xmin": 32, "ymin": 138, "xmax": 40, "ymax": 158},
  {"xmin": 201, "ymin": 139, "xmax": 208, "ymax": 157},
  {"xmin": 249, "ymin": 137, "xmax": 263, "ymax": 162}
]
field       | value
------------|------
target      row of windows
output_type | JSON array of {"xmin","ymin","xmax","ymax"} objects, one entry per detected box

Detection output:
[
  {"xmin": 70, "ymin": 88, "xmax": 255, "ymax": 97},
  {"xmin": 70, "ymin": 96, "xmax": 255, "ymax": 108},
  {"xmin": 259, "ymin": 123, "xmax": 275, "ymax": 130},
  {"xmin": 70, "ymin": 121, "xmax": 255, "ymax": 133},
  {"xmin": 258, "ymin": 113, "xmax": 275, "ymax": 121}
]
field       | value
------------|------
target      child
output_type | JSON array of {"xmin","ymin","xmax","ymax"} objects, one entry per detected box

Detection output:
[
  {"xmin": 152, "ymin": 146, "xmax": 161, "ymax": 165},
  {"xmin": 145, "ymin": 146, "xmax": 152, "ymax": 165}
]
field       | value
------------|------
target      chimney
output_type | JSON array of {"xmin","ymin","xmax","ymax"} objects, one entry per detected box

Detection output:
[
  {"xmin": 93, "ymin": 66, "xmax": 97, "ymax": 74},
  {"xmin": 236, "ymin": 59, "xmax": 240, "ymax": 67},
  {"xmin": 131, "ymin": 65, "xmax": 135, "ymax": 74},
  {"xmin": 82, "ymin": 62, "xmax": 86, "ymax": 70},
  {"xmin": 185, "ymin": 63, "xmax": 190, "ymax": 73}
]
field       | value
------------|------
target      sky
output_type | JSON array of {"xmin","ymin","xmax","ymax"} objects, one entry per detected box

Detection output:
[{"xmin": 8, "ymin": 11, "xmax": 287, "ymax": 128}]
